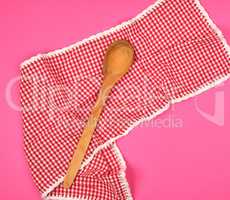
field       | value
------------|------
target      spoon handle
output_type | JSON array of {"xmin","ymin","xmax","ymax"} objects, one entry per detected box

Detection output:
[{"xmin": 63, "ymin": 75, "xmax": 117, "ymax": 189}]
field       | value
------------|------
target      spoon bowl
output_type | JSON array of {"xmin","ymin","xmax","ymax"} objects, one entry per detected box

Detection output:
[{"xmin": 103, "ymin": 40, "xmax": 134, "ymax": 77}]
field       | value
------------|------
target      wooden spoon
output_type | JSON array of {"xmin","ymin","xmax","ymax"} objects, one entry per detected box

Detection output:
[{"xmin": 63, "ymin": 40, "xmax": 135, "ymax": 188}]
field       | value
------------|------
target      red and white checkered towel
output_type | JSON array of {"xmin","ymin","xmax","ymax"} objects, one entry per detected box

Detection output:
[{"xmin": 20, "ymin": 0, "xmax": 230, "ymax": 199}]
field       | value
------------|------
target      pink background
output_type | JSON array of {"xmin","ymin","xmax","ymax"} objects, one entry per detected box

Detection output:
[{"xmin": 1, "ymin": 0, "xmax": 230, "ymax": 199}]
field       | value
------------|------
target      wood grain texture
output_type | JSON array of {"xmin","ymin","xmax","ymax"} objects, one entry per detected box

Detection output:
[{"xmin": 63, "ymin": 40, "xmax": 134, "ymax": 188}]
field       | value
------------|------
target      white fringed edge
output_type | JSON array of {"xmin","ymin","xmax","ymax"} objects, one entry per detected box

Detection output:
[
  {"xmin": 45, "ymin": 196, "xmax": 89, "ymax": 200},
  {"xmin": 41, "ymin": 104, "xmax": 171, "ymax": 199},
  {"xmin": 20, "ymin": 0, "xmax": 167, "ymax": 68},
  {"xmin": 35, "ymin": 0, "xmax": 230, "ymax": 199},
  {"xmin": 43, "ymin": 144, "xmax": 133, "ymax": 200},
  {"xmin": 194, "ymin": 0, "xmax": 230, "ymax": 55},
  {"xmin": 113, "ymin": 144, "xmax": 133, "ymax": 200}
]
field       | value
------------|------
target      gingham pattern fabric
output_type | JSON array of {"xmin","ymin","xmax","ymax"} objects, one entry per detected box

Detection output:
[{"xmin": 20, "ymin": 0, "xmax": 230, "ymax": 199}]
